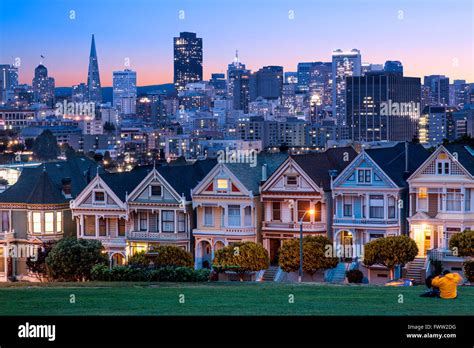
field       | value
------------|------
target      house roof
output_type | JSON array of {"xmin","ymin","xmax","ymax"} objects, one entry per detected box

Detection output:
[
  {"xmin": 0, "ymin": 155, "xmax": 102, "ymax": 204},
  {"xmin": 365, "ymin": 142, "xmax": 430, "ymax": 188},
  {"xmin": 224, "ymin": 152, "xmax": 288, "ymax": 194},
  {"xmin": 444, "ymin": 144, "xmax": 474, "ymax": 176},
  {"xmin": 291, "ymin": 146, "xmax": 358, "ymax": 191}
]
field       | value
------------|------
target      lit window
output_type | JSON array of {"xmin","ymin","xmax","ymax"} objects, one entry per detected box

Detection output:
[
  {"xmin": 44, "ymin": 212, "xmax": 54, "ymax": 233},
  {"xmin": 32, "ymin": 212, "xmax": 42, "ymax": 233},
  {"xmin": 217, "ymin": 179, "xmax": 228, "ymax": 190},
  {"xmin": 56, "ymin": 212, "xmax": 62, "ymax": 232}
]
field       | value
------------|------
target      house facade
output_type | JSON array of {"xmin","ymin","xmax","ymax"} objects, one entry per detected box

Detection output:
[
  {"xmin": 260, "ymin": 147, "xmax": 357, "ymax": 264},
  {"xmin": 191, "ymin": 153, "xmax": 287, "ymax": 268},
  {"xmin": 407, "ymin": 144, "xmax": 474, "ymax": 270}
]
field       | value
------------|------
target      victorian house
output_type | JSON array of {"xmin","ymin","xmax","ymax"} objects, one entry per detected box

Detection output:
[
  {"xmin": 0, "ymin": 155, "xmax": 101, "ymax": 281},
  {"xmin": 70, "ymin": 160, "xmax": 215, "ymax": 265},
  {"xmin": 191, "ymin": 153, "xmax": 287, "ymax": 269},
  {"xmin": 260, "ymin": 147, "xmax": 357, "ymax": 265},
  {"xmin": 407, "ymin": 144, "xmax": 474, "ymax": 272}
]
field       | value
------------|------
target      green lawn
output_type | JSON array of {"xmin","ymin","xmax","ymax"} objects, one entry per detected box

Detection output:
[{"xmin": 0, "ymin": 282, "xmax": 472, "ymax": 316}]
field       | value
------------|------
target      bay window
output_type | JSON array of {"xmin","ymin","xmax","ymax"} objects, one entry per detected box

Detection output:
[
  {"xmin": 417, "ymin": 188, "xmax": 428, "ymax": 211},
  {"xmin": 244, "ymin": 206, "xmax": 252, "ymax": 226},
  {"xmin": 118, "ymin": 218, "xmax": 126, "ymax": 236},
  {"xmin": 204, "ymin": 207, "xmax": 214, "ymax": 226},
  {"xmin": 84, "ymin": 216, "xmax": 95, "ymax": 236},
  {"xmin": 297, "ymin": 201, "xmax": 311, "ymax": 222},
  {"xmin": 1, "ymin": 211, "xmax": 9, "ymax": 232},
  {"xmin": 139, "ymin": 212, "xmax": 147, "ymax": 231},
  {"xmin": 44, "ymin": 212, "xmax": 54, "ymax": 233},
  {"xmin": 369, "ymin": 195, "xmax": 384, "ymax": 219},
  {"xmin": 272, "ymin": 202, "xmax": 281, "ymax": 221},
  {"xmin": 388, "ymin": 197, "xmax": 396, "ymax": 219},
  {"xmin": 178, "ymin": 212, "xmax": 186, "ymax": 232},
  {"xmin": 162, "ymin": 210, "xmax": 174, "ymax": 232},
  {"xmin": 32, "ymin": 212, "xmax": 42, "ymax": 233},
  {"xmin": 343, "ymin": 196, "xmax": 352, "ymax": 217},
  {"xmin": 446, "ymin": 188, "xmax": 462, "ymax": 211},
  {"xmin": 98, "ymin": 218, "xmax": 107, "ymax": 236},
  {"xmin": 228, "ymin": 205, "xmax": 241, "ymax": 227},
  {"xmin": 56, "ymin": 212, "xmax": 62, "ymax": 232}
]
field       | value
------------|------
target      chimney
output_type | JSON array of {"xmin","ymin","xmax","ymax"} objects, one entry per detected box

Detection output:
[
  {"xmin": 61, "ymin": 177, "xmax": 72, "ymax": 197},
  {"xmin": 405, "ymin": 142, "xmax": 409, "ymax": 173},
  {"xmin": 261, "ymin": 164, "xmax": 268, "ymax": 182}
]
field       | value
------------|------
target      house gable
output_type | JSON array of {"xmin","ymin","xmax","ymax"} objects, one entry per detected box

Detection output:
[
  {"xmin": 192, "ymin": 164, "xmax": 250, "ymax": 197},
  {"xmin": 70, "ymin": 176, "xmax": 125, "ymax": 209},
  {"xmin": 127, "ymin": 169, "xmax": 182, "ymax": 204}
]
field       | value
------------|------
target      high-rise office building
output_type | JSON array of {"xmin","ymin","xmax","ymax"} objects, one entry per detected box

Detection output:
[
  {"xmin": 72, "ymin": 83, "xmax": 88, "ymax": 103},
  {"xmin": 87, "ymin": 34, "xmax": 102, "ymax": 104},
  {"xmin": 424, "ymin": 75, "xmax": 449, "ymax": 106},
  {"xmin": 32, "ymin": 64, "xmax": 55, "ymax": 107},
  {"xmin": 346, "ymin": 72, "xmax": 421, "ymax": 142},
  {"xmin": 332, "ymin": 49, "xmax": 361, "ymax": 139},
  {"xmin": 0, "ymin": 64, "xmax": 18, "ymax": 103},
  {"xmin": 113, "ymin": 69, "xmax": 137, "ymax": 115},
  {"xmin": 384, "ymin": 61, "xmax": 403, "ymax": 75},
  {"xmin": 250, "ymin": 66, "xmax": 283, "ymax": 101},
  {"xmin": 174, "ymin": 32, "xmax": 203, "ymax": 90},
  {"xmin": 227, "ymin": 51, "xmax": 246, "ymax": 98},
  {"xmin": 418, "ymin": 106, "xmax": 457, "ymax": 145},
  {"xmin": 232, "ymin": 69, "xmax": 251, "ymax": 113}
]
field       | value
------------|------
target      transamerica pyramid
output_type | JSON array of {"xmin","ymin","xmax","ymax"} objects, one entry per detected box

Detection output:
[{"xmin": 87, "ymin": 34, "xmax": 102, "ymax": 103}]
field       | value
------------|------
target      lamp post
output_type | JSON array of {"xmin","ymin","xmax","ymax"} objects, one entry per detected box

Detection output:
[{"xmin": 298, "ymin": 209, "xmax": 315, "ymax": 283}]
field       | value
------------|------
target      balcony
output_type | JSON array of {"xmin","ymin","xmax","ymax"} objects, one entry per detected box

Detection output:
[
  {"xmin": 262, "ymin": 221, "xmax": 325, "ymax": 231},
  {"xmin": 127, "ymin": 231, "xmax": 190, "ymax": 241},
  {"xmin": 428, "ymin": 248, "xmax": 465, "ymax": 262},
  {"xmin": 193, "ymin": 227, "xmax": 256, "ymax": 236},
  {"xmin": 81, "ymin": 235, "xmax": 127, "ymax": 245},
  {"xmin": 333, "ymin": 218, "xmax": 399, "ymax": 226}
]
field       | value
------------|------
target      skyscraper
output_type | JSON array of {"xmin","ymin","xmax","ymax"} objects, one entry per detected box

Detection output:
[
  {"xmin": 0, "ymin": 64, "xmax": 18, "ymax": 103},
  {"xmin": 113, "ymin": 69, "xmax": 137, "ymax": 115},
  {"xmin": 32, "ymin": 64, "xmax": 55, "ymax": 107},
  {"xmin": 384, "ymin": 61, "xmax": 403, "ymax": 75},
  {"xmin": 332, "ymin": 49, "xmax": 361, "ymax": 139},
  {"xmin": 424, "ymin": 75, "xmax": 449, "ymax": 106},
  {"xmin": 250, "ymin": 66, "xmax": 283, "ymax": 101},
  {"xmin": 346, "ymin": 72, "xmax": 421, "ymax": 142},
  {"xmin": 87, "ymin": 34, "xmax": 102, "ymax": 104},
  {"xmin": 173, "ymin": 32, "xmax": 203, "ymax": 90},
  {"xmin": 232, "ymin": 70, "xmax": 251, "ymax": 113}
]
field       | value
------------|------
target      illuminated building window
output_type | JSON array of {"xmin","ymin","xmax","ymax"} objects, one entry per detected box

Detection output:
[{"xmin": 33, "ymin": 212, "xmax": 42, "ymax": 233}]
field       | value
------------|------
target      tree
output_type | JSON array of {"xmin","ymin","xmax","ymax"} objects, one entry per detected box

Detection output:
[
  {"xmin": 32, "ymin": 130, "xmax": 60, "ymax": 161},
  {"xmin": 363, "ymin": 235, "xmax": 418, "ymax": 279},
  {"xmin": 150, "ymin": 245, "xmax": 194, "ymax": 268},
  {"xmin": 127, "ymin": 251, "xmax": 152, "ymax": 268},
  {"xmin": 45, "ymin": 238, "xmax": 107, "ymax": 281},
  {"xmin": 278, "ymin": 236, "xmax": 338, "ymax": 276},
  {"xmin": 449, "ymin": 229, "xmax": 474, "ymax": 257},
  {"xmin": 26, "ymin": 241, "xmax": 56, "ymax": 281},
  {"xmin": 213, "ymin": 242, "xmax": 269, "ymax": 281}
]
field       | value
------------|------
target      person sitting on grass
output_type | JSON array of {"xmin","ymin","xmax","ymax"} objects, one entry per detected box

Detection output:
[
  {"xmin": 431, "ymin": 270, "xmax": 463, "ymax": 299},
  {"xmin": 419, "ymin": 274, "xmax": 440, "ymax": 298}
]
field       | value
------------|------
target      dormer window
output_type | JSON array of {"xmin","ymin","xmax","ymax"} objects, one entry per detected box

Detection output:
[
  {"xmin": 94, "ymin": 191, "xmax": 105, "ymax": 203},
  {"xmin": 216, "ymin": 179, "xmax": 229, "ymax": 192},
  {"xmin": 436, "ymin": 160, "xmax": 450, "ymax": 175},
  {"xmin": 357, "ymin": 169, "xmax": 372, "ymax": 183},
  {"xmin": 150, "ymin": 185, "xmax": 162, "ymax": 197},
  {"xmin": 286, "ymin": 175, "xmax": 298, "ymax": 186}
]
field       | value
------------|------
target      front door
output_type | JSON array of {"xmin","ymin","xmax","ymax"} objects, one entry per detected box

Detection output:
[
  {"xmin": 413, "ymin": 226, "xmax": 431, "ymax": 256},
  {"xmin": 341, "ymin": 231, "xmax": 353, "ymax": 261},
  {"xmin": 269, "ymin": 239, "xmax": 280, "ymax": 265}
]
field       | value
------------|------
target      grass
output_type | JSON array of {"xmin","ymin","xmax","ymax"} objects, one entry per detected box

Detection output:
[{"xmin": 0, "ymin": 282, "xmax": 472, "ymax": 316}]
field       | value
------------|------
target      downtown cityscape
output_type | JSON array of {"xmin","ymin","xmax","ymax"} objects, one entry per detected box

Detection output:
[{"xmin": 0, "ymin": 0, "xmax": 473, "ymax": 343}]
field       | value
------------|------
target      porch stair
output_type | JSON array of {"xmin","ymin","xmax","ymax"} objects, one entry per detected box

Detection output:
[
  {"xmin": 327, "ymin": 262, "xmax": 348, "ymax": 283},
  {"xmin": 261, "ymin": 266, "xmax": 279, "ymax": 282},
  {"xmin": 406, "ymin": 257, "xmax": 425, "ymax": 285}
]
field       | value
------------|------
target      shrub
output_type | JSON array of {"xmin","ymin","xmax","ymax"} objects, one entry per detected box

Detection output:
[
  {"xmin": 46, "ymin": 238, "xmax": 107, "ymax": 281},
  {"xmin": 346, "ymin": 269, "xmax": 364, "ymax": 283},
  {"xmin": 363, "ymin": 235, "xmax": 418, "ymax": 279},
  {"xmin": 213, "ymin": 242, "xmax": 269, "ymax": 281},
  {"xmin": 151, "ymin": 245, "xmax": 194, "ymax": 268},
  {"xmin": 91, "ymin": 265, "xmax": 210, "ymax": 282},
  {"xmin": 449, "ymin": 230, "xmax": 474, "ymax": 257},
  {"xmin": 127, "ymin": 251, "xmax": 152, "ymax": 268},
  {"xmin": 464, "ymin": 260, "xmax": 474, "ymax": 282},
  {"xmin": 278, "ymin": 236, "xmax": 338, "ymax": 275},
  {"xmin": 91, "ymin": 264, "xmax": 111, "ymax": 281},
  {"xmin": 26, "ymin": 241, "xmax": 56, "ymax": 281}
]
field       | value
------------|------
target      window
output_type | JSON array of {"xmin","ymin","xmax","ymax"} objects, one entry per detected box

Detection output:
[
  {"xmin": 418, "ymin": 188, "xmax": 428, "ymax": 211},
  {"xmin": 56, "ymin": 212, "xmax": 62, "ymax": 232},
  {"xmin": 465, "ymin": 189, "xmax": 471, "ymax": 211},
  {"xmin": 388, "ymin": 197, "xmax": 396, "ymax": 219},
  {"xmin": 178, "ymin": 212, "xmax": 186, "ymax": 232},
  {"xmin": 32, "ymin": 212, "xmax": 41, "ymax": 233},
  {"xmin": 44, "ymin": 212, "xmax": 54, "ymax": 233},
  {"xmin": 99, "ymin": 218, "xmax": 107, "ymax": 236},
  {"xmin": 162, "ymin": 210, "xmax": 174, "ymax": 232},
  {"xmin": 343, "ymin": 197, "xmax": 352, "ymax": 217},
  {"xmin": 244, "ymin": 206, "xmax": 252, "ymax": 226},
  {"xmin": 446, "ymin": 188, "xmax": 462, "ymax": 211},
  {"xmin": 272, "ymin": 202, "xmax": 281, "ymax": 221},
  {"xmin": 1, "ymin": 211, "xmax": 9, "ymax": 232},
  {"xmin": 94, "ymin": 191, "xmax": 105, "ymax": 203},
  {"xmin": 436, "ymin": 160, "xmax": 450, "ymax": 175},
  {"xmin": 84, "ymin": 216, "xmax": 95, "ymax": 236},
  {"xmin": 118, "ymin": 219, "xmax": 126, "ymax": 236},
  {"xmin": 286, "ymin": 175, "xmax": 297, "ymax": 186},
  {"xmin": 228, "ymin": 205, "xmax": 241, "ymax": 226},
  {"xmin": 297, "ymin": 201, "xmax": 311, "ymax": 222},
  {"xmin": 204, "ymin": 207, "xmax": 214, "ymax": 226},
  {"xmin": 150, "ymin": 185, "xmax": 162, "ymax": 196},
  {"xmin": 139, "ymin": 212, "xmax": 147, "ymax": 231},
  {"xmin": 216, "ymin": 179, "xmax": 228, "ymax": 191},
  {"xmin": 357, "ymin": 169, "xmax": 372, "ymax": 183},
  {"xmin": 369, "ymin": 195, "xmax": 384, "ymax": 219}
]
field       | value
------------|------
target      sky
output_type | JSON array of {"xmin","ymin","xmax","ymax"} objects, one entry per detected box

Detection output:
[{"xmin": 0, "ymin": 0, "xmax": 473, "ymax": 87}]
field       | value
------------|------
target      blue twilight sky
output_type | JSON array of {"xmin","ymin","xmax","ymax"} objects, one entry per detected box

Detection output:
[{"xmin": 0, "ymin": 0, "xmax": 473, "ymax": 86}]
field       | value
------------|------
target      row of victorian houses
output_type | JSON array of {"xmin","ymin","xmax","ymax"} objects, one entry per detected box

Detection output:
[{"xmin": 1, "ymin": 142, "xmax": 473, "ymax": 282}]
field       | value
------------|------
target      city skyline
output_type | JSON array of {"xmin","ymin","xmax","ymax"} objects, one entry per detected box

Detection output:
[{"xmin": 1, "ymin": 0, "xmax": 473, "ymax": 86}]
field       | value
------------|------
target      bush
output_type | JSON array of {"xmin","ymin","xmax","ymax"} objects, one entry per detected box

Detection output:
[
  {"xmin": 279, "ymin": 236, "xmax": 338, "ymax": 275},
  {"xmin": 26, "ymin": 241, "xmax": 56, "ymax": 281},
  {"xmin": 91, "ymin": 265, "xmax": 210, "ymax": 282},
  {"xmin": 449, "ymin": 230, "xmax": 474, "ymax": 257},
  {"xmin": 464, "ymin": 260, "xmax": 474, "ymax": 282},
  {"xmin": 46, "ymin": 238, "xmax": 107, "ymax": 281},
  {"xmin": 346, "ymin": 269, "xmax": 364, "ymax": 283},
  {"xmin": 127, "ymin": 251, "xmax": 152, "ymax": 268},
  {"xmin": 151, "ymin": 245, "xmax": 194, "ymax": 268},
  {"xmin": 213, "ymin": 242, "xmax": 269, "ymax": 281},
  {"xmin": 91, "ymin": 264, "xmax": 111, "ymax": 281}
]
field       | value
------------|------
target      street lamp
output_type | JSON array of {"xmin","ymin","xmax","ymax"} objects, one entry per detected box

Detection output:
[{"xmin": 299, "ymin": 208, "xmax": 315, "ymax": 283}]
